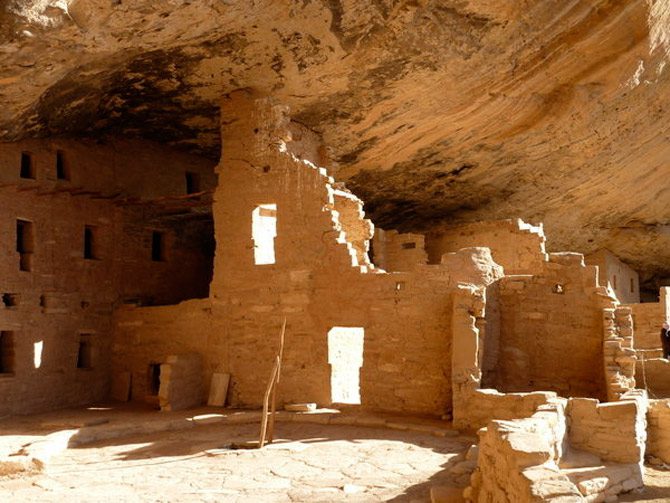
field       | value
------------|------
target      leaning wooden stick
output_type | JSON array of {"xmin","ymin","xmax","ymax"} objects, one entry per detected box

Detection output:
[
  {"xmin": 267, "ymin": 317, "xmax": 287, "ymax": 443},
  {"xmin": 259, "ymin": 356, "xmax": 279, "ymax": 449}
]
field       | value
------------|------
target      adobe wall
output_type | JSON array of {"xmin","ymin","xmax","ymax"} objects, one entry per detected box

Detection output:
[
  {"xmin": 585, "ymin": 249, "xmax": 640, "ymax": 304},
  {"xmin": 425, "ymin": 219, "xmax": 548, "ymax": 274},
  {"xmin": 0, "ymin": 140, "xmax": 216, "ymax": 415},
  {"xmin": 481, "ymin": 253, "xmax": 614, "ymax": 400}
]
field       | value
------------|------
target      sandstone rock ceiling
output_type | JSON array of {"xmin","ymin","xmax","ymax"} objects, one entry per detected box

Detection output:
[{"xmin": 1, "ymin": 0, "xmax": 669, "ymax": 291}]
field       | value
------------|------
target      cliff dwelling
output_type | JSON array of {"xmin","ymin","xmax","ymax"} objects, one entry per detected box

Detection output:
[{"xmin": 2, "ymin": 2, "xmax": 670, "ymax": 503}]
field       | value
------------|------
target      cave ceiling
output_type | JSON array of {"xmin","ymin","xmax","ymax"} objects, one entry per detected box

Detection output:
[{"xmin": 1, "ymin": 0, "xmax": 670, "ymax": 290}]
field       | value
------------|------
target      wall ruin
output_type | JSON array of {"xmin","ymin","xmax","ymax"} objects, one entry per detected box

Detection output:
[
  {"xmin": 426, "ymin": 219, "xmax": 548, "ymax": 274},
  {"xmin": 585, "ymin": 249, "xmax": 640, "ymax": 305}
]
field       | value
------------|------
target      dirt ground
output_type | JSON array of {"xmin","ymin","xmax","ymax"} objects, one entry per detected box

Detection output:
[
  {"xmin": 619, "ymin": 466, "xmax": 670, "ymax": 502},
  {"xmin": 0, "ymin": 421, "xmax": 472, "ymax": 502}
]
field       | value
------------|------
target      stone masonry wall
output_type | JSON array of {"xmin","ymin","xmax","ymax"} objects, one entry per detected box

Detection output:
[
  {"xmin": 156, "ymin": 90, "xmax": 501, "ymax": 416},
  {"xmin": 636, "ymin": 358, "xmax": 670, "ymax": 398},
  {"xmin": 467, "ymin": 401, "xmax": 583, "ymax": 503},
  {"xmin": 372, "ymin": 229, "xmax": 428, "ymax": 272},
  {"xmin": 112, "ymin": 300, "xmax": 214, "ymax": 404},
  {"xmin": 0, "ymin": 138, "xmax": 216, "ymax": 199},
  {"xmin": 585, "ymin": 249, "xmax": 640, "ymax": 304},
  {"xmin": 626, "ymin": 287, "xmax": 670, "ymax": 350},
  {"xmin": 647, "ymin": 398, "xmax": 670, "ymax": 464},
  {"xmin": 0, "ymin": 140, "xmax": 215, "ymax": 415},
  {"xmin": 481, "ymin": 253, "xmax": 614, "ymax": 400},
  {"xmin": 566, "ymin": 390, "xmax": 648, "ymax": 465}
]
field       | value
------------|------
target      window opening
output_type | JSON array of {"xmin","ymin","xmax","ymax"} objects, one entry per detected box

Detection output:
[
  {"xmin": 185, "ymin": 172, "xmax": 200, "ymax": 194},
  {"xmin": 148, "ymin": 363, "xmax": 161, "ymax": 395},
  {"xmin": 252, "ymin": 204, "xmax": 277, "ymax": 265},
  {"xmin": 151, "ymin": 231, "xmax": 165, "ymax": 262},
  {"xmin": 327, "ymin": 327, "xmax": 365, "ymax": 405},
  {"xmin": 2, "ymin": 294, "xmax": 19, "ymax": 307},
  {"xmin": 76, "ymin": 334, "xmax": 93, "ymax": 369},
  {"xmin": 630, "ymin": 278, "xmax": 635, "ymax": 294},
  {"xmin": 16, "ymin": 219, "xmax": 34, "ymax": 271},
  {"xmin": 20, "ymin": 152, "xmax": 35, "ymax": 179},
  {"xmin": 34, "ymin": 341, "xmax": 43, "ymax": 369},
  {"xmin": 402, "ymin": 242, "xmax": 417, "ymax": 249},
  {"xmin": 612, "ymin": 275, "xmax": 618, "ymax": 290},
  {"xmin": 0, "ymin": 332, "xmax": 15, "ymax": 374},
  {"xmin": 56, "ymin": 150, "xmax": 69, "ymax": 180},
  {"xmin": 84, "ymin": 226, "xmax": 98, "ymax": 260}
]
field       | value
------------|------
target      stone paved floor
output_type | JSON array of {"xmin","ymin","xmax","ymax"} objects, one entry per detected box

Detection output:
[{"xmin": 0, "ymin": 421, "xmax": 472, "ymax": 502}]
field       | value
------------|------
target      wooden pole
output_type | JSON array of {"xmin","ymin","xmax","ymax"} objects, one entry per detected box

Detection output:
[{"xmin": 259, "ymin": 357, "xmax": 279, "ymax": 449}]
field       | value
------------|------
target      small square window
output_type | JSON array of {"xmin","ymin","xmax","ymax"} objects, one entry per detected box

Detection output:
[{"xmin": 401, "ymin": 242, "xmax": 416, "ymax": 249}]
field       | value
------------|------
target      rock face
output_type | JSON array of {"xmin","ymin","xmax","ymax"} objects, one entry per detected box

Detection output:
[{"xmin": 1, "ymin": 0, "xmax": 669, "ymax": 289}]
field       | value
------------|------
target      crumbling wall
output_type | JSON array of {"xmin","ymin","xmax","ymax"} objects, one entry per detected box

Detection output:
[
  {"xmin": 585, "ymin": 249, "xmax": 640, "ymax": 304},
  {"xmin": 566, "ymin": 391, "xmax": 648, "ymax": 465},
  {"xmin": 603, "ymin": 306, "xmax": 637, "ymax": 401},
  {"xmin": 201, "ymin": 90, "xmax": 503, "ymax": 416},
  {"xmin": 482, "ymin": 253, "xmax": 613, "ymax": 400},
  {"xmin": 467, "ymin": 401, "xmax": 583, "ymax": 503},
  {"xmin": 372, "ymin": 229, "xmax": 427, "ymax": 272},
  {"xmin": 467, "ymin": 392, "xmax": 647, "ymax": 503},
  {"xmin": 331, "ymin": 187, "xmax": 373, "ymax": 268},
  {"xmin": 425, "ymin": 219, "xmax": 547, "ymax": 274}
]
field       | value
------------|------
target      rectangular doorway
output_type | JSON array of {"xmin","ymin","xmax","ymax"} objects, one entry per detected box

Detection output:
[{"xmin": 327, "ymin": 327, "xmax": 364, "ymax": 405}]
